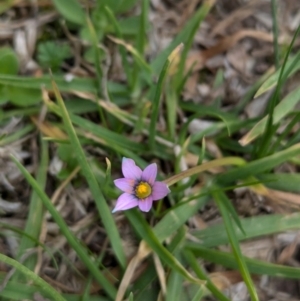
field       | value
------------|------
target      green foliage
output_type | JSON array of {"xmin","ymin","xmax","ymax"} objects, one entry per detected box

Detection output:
[
  {"xmin": 3, "ymin": 1, "xmax": 300, "ymax": 301},
  {"xmin": 51, "ymin": 0, "xmax": 86, "ymax": 25},
  {"xmin": 0, "ymin": 47, "xmax": 19, "ymax": 75},
  {"xmin": 37, "ymin": 41, "xmax": 72, "ymax": 72},
  {"xmin": 0, "ymin": 47, "xmax": 19, "ymax": 104}
]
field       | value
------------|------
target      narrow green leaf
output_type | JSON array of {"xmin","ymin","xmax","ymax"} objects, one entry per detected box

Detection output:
[
  {"xmin": 252, "ymin": 25, "xmax": 300, "ymax": 157},
  {"xmin": 86, "ymin": 16, "xmax": 103, "ymax": 96},
  {"xmin": 128, "ymin": 292, "xmax": 134, "ymax": 301},
  {"xmin": 213, "ymin": 190, "xmax": 258, "ymax": 301},
  {"xmin": 255, "ymin": 52, "xmax": 300, "ymax": 98},
  {"xmin": 216, "ymin": 143, "xmax": 300, "ymax": 185},
  {"xmin": 166, "ymin": 84, "xmax": 177, "ymax": 140},
  {"xmin": 260, "ymin": 173, "xmax": 300, "ymax": 193},
  {"xmin": 187, "ymin": 245, "xmax": 300, "ymax": 279},
  {"xmin": 271, "ymin": 0, "xmax": 279, "ymax": 69},
  {"xmin": 149, "ymin": 43, "xmax": 183, "ymax": 149},
  {"xmin": 51, "ymin": 79, "xmax": 126, "ymax": 269},
  {"xmin": 151, "ymin": 0, "xmax": 214, "ymax": 76},
  {"xmin": 183, "ymin": 250, "xmax": 230, "ymax": 301},
  {"xmin": 0, "ymin": 253, "xmax": 66, "ymax": 301},
  {"xmin": 0, "ymin": 74, "xmax": 127, "ymax": 97},
  {"xmin": 175, "ymin": 0, "xmax": 213, "ymax": 91},
  {"xmin": 16, "ymin": 137, "xmax": 48, "ymax": 271},
  {"xmin": 0, "ymin": 124, "xmax": 34, "ymax": 146},
  {"xmin": 125, "ymin": 210, "xmax": 205, "ymax": 285},
  {"xmin": 104, "ymin": 6, "xmax": 132, "ymax": 86},
  {"xmin": 166, "ymin": 262, "xmax": 184, "ymax": 301},
  {"xmin": 240, "ymin": 85, "xmax": 300, "ymax": 146},
  {"xmin": 273, "ymin": 112, "xmax": 300, "ymax": 150},
  {"xmin": 165, "ymin": 157, "xmax": 245, "ymax": 187},
  {"xmin": 108, "ymin": 35, "xmax": 151, "ymax": 75},
  {"xmin": 0, "ymin": 274, "xmax": 108, "ymax": 301},
  {"xmin": 153, "ymin": 195, "xmax": 208, "ymax": 242},
  {"xmin": 130, "ymin": 0, "xmax": 149, "ymax": 93},
  {"xmin": 11, "ymin": 157, "xmax": 117, "ymax": 299},
  {"xmin": 188, "ymin": 212, "xmax": 300, "ymax": 248},
  {"xmin": 219, "ymin": 190, "xmax": 245, "ymax": 235},
  {"xmin": 191, "ymin": 286, "xmax": 206, "ymax": 301}
]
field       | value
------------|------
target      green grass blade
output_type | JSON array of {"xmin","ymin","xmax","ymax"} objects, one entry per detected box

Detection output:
[
  {"xmin": 149, "ymin": 43, "xmax": 183, "ymax": 149},
  {"xmin": 131, "ymin": 0, "xmax": 149, "ymax": 92},
  {"xmin": 189, "ymin": 212, "xmax": 300, "ymax": 248},
  {"xmin": 0, "ymin": 253, "xmax": 66, "ymax": 301},
  {"xmin": 0, "ymin": 74, "xmax": 128, "ymax": 101},
  {"xmin": 233, "ymin": 72, "xmax": 271, "ymax": 114},
  {"xmin": 183, "ymin": 250, "xmax": 231, "ymax": 301},
  {"xmin": 16, "ymin": 137, "xmax": 48, "ymax": 271},
  {"xmin": 165, "ymin": 157, "xmax": 245, "ymax": 187},
  {"xmin": 271, "ymin": 0, "xmax": 279, "ymax": 69},
  {"xmin": 257, "ymin": 26, "xmax": 300, "ymax": 157},
  {"xmin": 191, "ymin": 286, "xmax": 206, "ymax": 301},
  {"xmin": 220, "ymin": 191, "xmax": 245, "ymax": 235},
  {"xmin": 255, "ymin": 51, "xmax": 300, "ymax": 98},
  {"xmin": 151, "ymin": 0, "xmax": 214, "ymax": 76},
  {"xmin": 0, "ymin": 124, "xmax": 34, "ymax": 146},
  {"xmin": 86, "ymin": 16, "xmax": 108, "ymax": 127},
  {"xmin": 71, "ymin": 113, "xmax": 147, "ymax": 153},
  {"xmin": 125, "ymin": 210, "xmax": 205, "ymax": 285},
  {"xmin": 51, "ymin": 79, "xmax": 126, "ymax": 269},
  {"xmin": 108, "ymin": 35, "xmax": 151, "ymax": 76},
  {"xmin": 213, "ymin": 190, "xmax": 259, "ymax": 301},
  {"xmin": 166, "ymin": 84, "xmax": 177, "ymax": 140},
  {"xmin": 216, "ymin": 143, "xmax": 300, "ymax": 185},
  {"xmin": 187, "ymin": 245, "xmax": 300, "ymax": 279},
  {"xmin": 175, "ymin": 0, "xmax": 213, "ymax": 92},
  {"xmin": 0, "ymin": 274, "xmax": 108, "ymax": 301},
  {"xmin": 129, "ymin": 292, "xmax": 134, "ymax": 301},
  {"xmin": 104, "ymin": 6, "xmax": 132, "ymax": 87},
  {"xmin": 166, "ymin": 254, "xmax": 184, "ymax": 301},
  {"xmin": 86, "ymin": 16, "xmax": 103, "ymax": 96},
  {"xmin": 153, "ymin": 195, "xmax": 209, "ymax": 242},
  {"xmin": 259, "ymin": 173, "xmax": 300, "ymax": 193},
  {"xmin": 240, "ymin": 85, "xmax": 300, "ymax": 146},
  {"xmin": 273, "ymin": 112, "xmax": 300, "ymax": 150},
  {"xmin": 11, "ymin": 156, "xmax": 117, "ymax": 299}
]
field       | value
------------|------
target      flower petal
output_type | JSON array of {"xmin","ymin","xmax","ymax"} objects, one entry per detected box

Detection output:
[
  {"xmin": 152, "ymin": 181, "xmax": 170, "ymax": 200},
  {"xmin": 138, "ymin": 196, "xmax": 153, "ymax": 212},
  {"xmin": 114, "ymin": 178, "xmax": 135, "ymax": 193},
  {"xmin": 122, "ymin": 158, "xmax": 142, "ymax": 180},
  {"xmin": 141, "ymin": 163, "xmax": 157, "ymax": 185},
  {"xmin": 112, "ymin": 193, "xmax": 138, "ymax": 213}
]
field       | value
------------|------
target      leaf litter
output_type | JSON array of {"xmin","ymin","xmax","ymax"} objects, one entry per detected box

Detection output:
[{"xmin": 1, "ymin": 0, "xmax": 300, "ymax": 300}]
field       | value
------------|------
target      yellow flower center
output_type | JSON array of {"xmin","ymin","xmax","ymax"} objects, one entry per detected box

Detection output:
[{"xmin": 135, "ymin": 182, "xmax": 152, "ymax": 199}]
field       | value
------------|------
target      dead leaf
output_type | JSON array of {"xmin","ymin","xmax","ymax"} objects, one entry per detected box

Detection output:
[
  {"xmin": 210, "ymin": 270, "xmax": 243, "ymax": 290},
  {"xmin": 31, "ymin": 116, "xmax": 67, "ymax": 139}
]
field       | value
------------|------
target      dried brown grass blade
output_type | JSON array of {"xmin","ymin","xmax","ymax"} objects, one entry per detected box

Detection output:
[
  {"xmin": 31, "ymin": 116, "xmax": 67, "ymax": 139},
  {"xmin": 115, "ymin": 241, "xmax": 152, "ymax": 301},
  {"xmin": 153, "ymin": 253, "xmax": 167, "ymax": 297}
]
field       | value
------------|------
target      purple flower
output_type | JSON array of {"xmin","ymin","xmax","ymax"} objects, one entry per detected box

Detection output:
[{"xmin": 112, "ymin": 158, "xmax": 170, "ymax": 213}]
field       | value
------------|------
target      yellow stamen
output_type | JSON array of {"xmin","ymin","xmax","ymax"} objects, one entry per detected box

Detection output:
[{"xmin": 135, "ymin": 182, "xmax": 152, "ymax": 199}]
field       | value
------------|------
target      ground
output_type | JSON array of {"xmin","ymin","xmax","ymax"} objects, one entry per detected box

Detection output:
[{"xmin": 1, "ymin": 0, "xmax": 300, "ymax": 301}]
